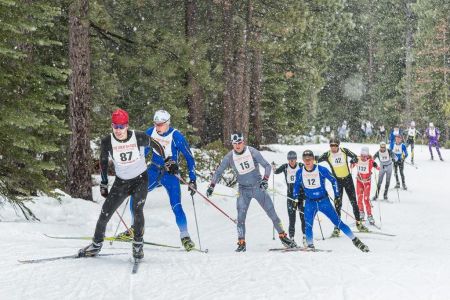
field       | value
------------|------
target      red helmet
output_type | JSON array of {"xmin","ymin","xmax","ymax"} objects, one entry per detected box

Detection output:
[{"xmin": 112, "ymin": 109, "xmax": 129, "ymax": 125}]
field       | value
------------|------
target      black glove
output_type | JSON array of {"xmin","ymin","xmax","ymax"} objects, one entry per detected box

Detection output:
[
  {"xmin": 164, "ymin": 158, "xmax": 179, "ymax": 175},
  {"xmin": 188, "ymin": 180, "xmax": 197, "ymax": 196},
  {"xmin": 100, "ymin": 182, "xmax": 108, "ymax": 198},
  {"xmin": 206, "ymin": 184, "xmax": 215, "ymax": 197},
  {"xmin": 260, "ymin": 177, "xmax": 269, "ymax": 190},
  {"xmin": 350, "ymin": 158, "xmax": 358, "ymax": 164},
  {"xmin": 292, "ymin": 200, "xmax": 298, "ymax": 210}
]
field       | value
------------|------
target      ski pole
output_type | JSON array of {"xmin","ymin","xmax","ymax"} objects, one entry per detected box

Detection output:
[
  {"xmin": 190, "ymin": 194, "xmax": 202, "ymax": 250},
  {"xmin": 272, "ymin": 162, "xmax": 276, "ymax": 240},
  {"xmin": 373, "ymin": 170, "xmax": 382, "ymax": 228},
  {"xmin": 110, "ymin": 197, "xmax": 130, "ymax": 245},
  {"xmin": 316, "ymin": 214, "xmax": 325, "ymax": 240},
  {"xmin": 175, "ymin": 174, "xmax": 237, "ymax": 224}
]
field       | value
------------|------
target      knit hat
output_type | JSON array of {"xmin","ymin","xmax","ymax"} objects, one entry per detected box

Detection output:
[{"xmin": 112, "ymin": 109, "xmax": 129, "ymax": 125}]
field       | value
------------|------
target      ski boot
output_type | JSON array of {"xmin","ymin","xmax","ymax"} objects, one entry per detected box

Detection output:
[
  {"xmin": 356, "ymin": 221, "xmax": 369, "ymax": 232},
  {"xmin": 279, "ymin": 232, "xmax": 297, "ymax": 248},
  {"xmin": 352, "ymin": 237, "xmax": 370, "ymax": 252},
  {"xmin": 367, "ymin": 215, "xmax": 375, "ymax": 225},
  {"xmin": 307, "ymin": 244, "xmax": 315, "ymax": 251},
  {"xmin": 440, "ymin": 157, "xmax": 444, "ymax": 162},
  {"xmin": 431, "ymin": 156, "xmax": 434, "ymax": 161},
  {"xmin": 383, "ymin": 190, "xmax": 389, "ymax": 200},
  {"xmin": 235, "ymin": 239, "xmax": 246, "ymax": 252},
  {"xmin": 115, "ymin": 227, "xmax": 134, "ymax": 241},
  {"xmin": 181, "ymin": 236, "xmax": 195, "ymax": 251},
  {"xmin": 132, "ymin": 239, "xmax": 144, "ymax": 259},
  {"xmin": 402, "ymin": 183, "xmax": 407, "ymax": 190},
  {"xmin": 395, "ymin": 182, "xmax": 400, "ymax": 188},
  {"xmin": 79, "ymin": 241, "xmax": 102, "ymax": 257},
  {"xmin": 330, "ymin": 227, "xmax": 340, "ymax": 238}
]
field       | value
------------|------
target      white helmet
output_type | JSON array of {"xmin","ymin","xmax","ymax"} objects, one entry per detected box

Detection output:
[
  {"xmin": 153, "ymin": 110, "xmax": 170, "ymax": 124},
  {"xmin": 429, "ymin": 122, "xmax": 434, "ymax": 128},
  {"xmin": 410, "ymin": 121, "xmax": 415, "ymax": 127},
  {"xmin": 361, "ymin": 147, "xmax": 369, "ymax": 156}
]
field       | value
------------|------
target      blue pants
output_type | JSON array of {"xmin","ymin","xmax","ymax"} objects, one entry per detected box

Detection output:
[
  {"xmin": 130, "ymin": 167, "xmax": 189, "ymax": 239},
  {"xmin": 304, "ymin": 198, "xmax": 354, "ymax": 245}
]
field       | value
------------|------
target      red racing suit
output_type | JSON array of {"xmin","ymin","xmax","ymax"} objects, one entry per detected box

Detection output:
[{"xmin": 353, "ymin": 157, "xmax": 379, "ymax": 216}]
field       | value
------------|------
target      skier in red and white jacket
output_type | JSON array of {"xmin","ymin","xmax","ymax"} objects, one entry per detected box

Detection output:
[{"xmin": 352, "ymin": 147, "xmax": 379, "ymax": 225}]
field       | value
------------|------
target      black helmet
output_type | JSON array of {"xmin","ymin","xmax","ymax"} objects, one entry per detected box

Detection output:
[
  {"xmin": 230, "ymin": 132, "xmax": 244, "ymax": 144},
  {"xmin": 302, "ymin": 150, "xmax": 314, "ymax": 158},
  {"xmin": 329, "ymin": 137, "xmax": 340, "ymax": 145},
  {"xmin": 287, "ymin": 151, "xmax": 297, "ymax": 160}
]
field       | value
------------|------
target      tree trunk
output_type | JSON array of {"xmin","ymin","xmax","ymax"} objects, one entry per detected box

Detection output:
[
  {"xmin": 404, "ymin": 1, "xmax": 415, "ymax": 122},
  {"xmin": 249, "ymin": 24, "xmax": 262, "ymax": 148},
  {"xmin": 222, "ymin": 0, "xmax": 234, "ymax": 147},
  {"xmin": 67, "ymin": 0, "xmax": 92, "ymax": 200},
  {"xmin": 185, "ymin": 0, "xmax": 205, "ymax": 143}
]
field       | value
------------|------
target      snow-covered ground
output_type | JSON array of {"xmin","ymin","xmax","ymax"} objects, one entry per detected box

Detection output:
[{"xmin": 1, "ymin": 143, "xmax": 450, "ymax": 300}]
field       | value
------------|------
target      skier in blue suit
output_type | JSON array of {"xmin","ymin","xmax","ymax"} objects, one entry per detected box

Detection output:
[
  {"xmin": 119, "ymin": 110, "xmax": 197, "ymax": 251},
  {"xmin": 389, "ymin": 125, "xmax": 402, "ymax": 149},
  {"xmin": 293, "ymin": 150, "xmax": 369, "ymax": 252}
]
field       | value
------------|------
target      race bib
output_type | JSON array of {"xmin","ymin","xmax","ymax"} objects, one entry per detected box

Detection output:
[
  {"xmin": 302, "ymin": 166, "xmax": 321, "ymax": 189},
  {"xmin": 429, "ymin": 128, "xmax": 436, "ymax": 137},
  {"xmin": 393, "ymin": 144, "xmax": 402, "ymax": 155},
  {"xmin": 357, "ymin": 160, "xmax": 370, "ymax": 175},
  {"xmin": 379, "ymin": 151, "xmax": 390, "ymax": 162},
  {"xmin": 110, "ymin": 131, "xmax": 147, "ymax": 179},
  {"xmin": 233, "ymin": 147, "xmax": 256, "ymax": 175},
  {"xmin": 286, "ymin": 164, "xmax": 299, "ymax": 184},
  {"xmin": 408, "ymin": 128, "xmax": 416, "ymax": 137},
  {"xmin": 150, "ymin": 129, "xmax": 176, "ymax": 157},
  {"xmin": 330, "ymin": 151, "xmax": 345, "ymax": 167}
]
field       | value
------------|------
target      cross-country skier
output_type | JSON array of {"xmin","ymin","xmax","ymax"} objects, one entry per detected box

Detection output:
[
  {"xmin": 273, "ymin": 151, "xmax": 306, "ymax": 246},
  {"xmin": 317, "ymin": 137, "xmax": 369, "ymax": 237},
  {"xmin": 206, "ymin": 133, "xmax": 296, "ymax": 252},
  {"xmin": 373, "ymin": 141, "xmax": 396, "ymax": 200},
  {"xmin": 79, "ymin": 109, "xmax": 164, "ymax": 259},
  {"xmin": 390, "ymin": 134, "xmax": 408, "ymax": 190},
  {"xmin": 352, "ymin": 147, "xmax": 379, "ymax": 225},
  {"xmin": 389, "ymin": 125, "xmax": 402, "ymax": 150},
  {"xmin": 379, "ymin": 125, "xmax": 386, "ymax": 142},
  {"xmin": 293, "ymin": 150, "xmax": 369, "ymax": 252},
  {"xmin": 116, "ymin": 110, "xmax": 197, "ymax": 251},
  {"xmin": 426, "ymin": 122, "xmax": 444, "ymax": 161},
  {"xmin": 405, "ymin": 121, "xmax": 420, "ymax": 164}
]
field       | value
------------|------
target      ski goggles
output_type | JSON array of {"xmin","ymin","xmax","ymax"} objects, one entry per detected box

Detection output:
[
  {"xmin": 231, "ymin": 133, "xmax": 244, "ymax": 144},
  {"xmin": 330, "ymin": 143, "xmax": 339, "ymax": 147},
  {"xmin": 112, "ymin": 123, "xmax": 127, "ymax": 129}
]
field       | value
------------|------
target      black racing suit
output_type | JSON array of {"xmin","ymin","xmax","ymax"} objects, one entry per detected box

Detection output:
[
  {"xmin": 318, "ymin": 147, "xmax": 362, "ymax": 222},
  {"xmin": 94, "ymin": 130, "xmax": 161, "ymax": 244},
  {"xmin": 274, "ymin": 163, "xmax": 305, "ymax": 238}
]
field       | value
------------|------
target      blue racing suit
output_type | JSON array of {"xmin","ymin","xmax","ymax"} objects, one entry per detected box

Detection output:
[
  {"xmin": 293, "ymin": 164, "xmax": 355, "ymax": 245},
  {"xmin": 129, "ymin": 127, "xmax": 196, "ymax": 239}
]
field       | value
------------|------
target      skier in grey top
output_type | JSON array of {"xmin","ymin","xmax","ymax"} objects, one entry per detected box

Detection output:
[{"xmin": 206, "ymin": 133, "xmax": 296, "ymax": 252}]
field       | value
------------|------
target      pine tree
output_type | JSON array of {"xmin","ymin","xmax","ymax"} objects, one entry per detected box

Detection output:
[{"xmin": 0, "ymin": 0, "xmax": 69, "ymax": 218}]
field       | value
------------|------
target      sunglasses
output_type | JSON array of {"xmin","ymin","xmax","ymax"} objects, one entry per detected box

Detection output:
[
  {"xmin": 154, "ymin": 120, "xmax": 169, "ymax": 127},
  {"xmin": 330, "ymin": 144, "xmax": 339, "ymax": 147},
  {"xmin": 112, "ymin": 123, "xmax": 127, "ymax": 129}
]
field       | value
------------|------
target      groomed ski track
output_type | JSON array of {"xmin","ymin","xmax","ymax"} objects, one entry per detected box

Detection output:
[{"xmin": 1, "ymin": 143, "xmax": 450, "ymax": 300}]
